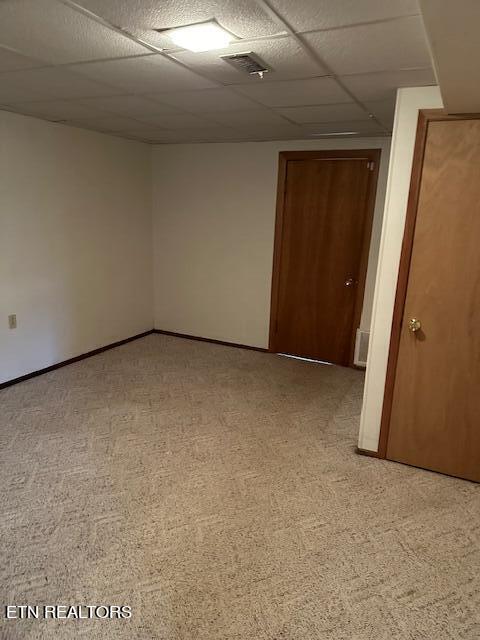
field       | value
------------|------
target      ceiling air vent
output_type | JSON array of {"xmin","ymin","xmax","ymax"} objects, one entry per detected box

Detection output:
[{"xmin": 220, "ymin": 52, "xmax": 269, "ymax": 77}]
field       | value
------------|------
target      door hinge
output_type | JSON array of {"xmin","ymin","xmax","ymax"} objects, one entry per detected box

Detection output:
[{"xmin": 367, "ymin": 161, "xmax": 375, "ymax": 171}]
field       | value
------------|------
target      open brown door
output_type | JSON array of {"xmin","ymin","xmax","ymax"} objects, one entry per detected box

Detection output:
[
  {"xmin": 381, "ymin": 113, "xmax": 480, "ymax": 482},
  {"xmin": 269, "ymin": 150, "xmax": 380, "ymax": 366}
]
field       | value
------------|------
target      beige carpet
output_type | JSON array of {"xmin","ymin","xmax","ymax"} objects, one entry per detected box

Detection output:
[{"xmin": 1, "ymin": 334, "xmax": 479, "ymax": 640}]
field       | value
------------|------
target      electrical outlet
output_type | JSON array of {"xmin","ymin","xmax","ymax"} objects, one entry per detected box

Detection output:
[{"xmin": 8, "ymin": 314, "xmax": 17, "ymax": 329}]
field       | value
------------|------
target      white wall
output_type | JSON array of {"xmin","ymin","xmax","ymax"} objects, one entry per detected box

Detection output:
[
  {"xmin": 152, "ymin": 137, "xmax": 391, "ymax": 348},
  {"xmin": 0, "ymin": 110, "xmax": 153, "ymax": 384},
  {"xmin": 358, "ymin": 86, "xmax": 443, "ymax": 452}
]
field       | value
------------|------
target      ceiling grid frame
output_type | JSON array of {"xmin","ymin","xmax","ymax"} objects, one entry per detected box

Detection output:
[
  {"xmin": 0, "ymin": 0, "xmax": 436, "ymax": 143},
  {"xmin": 57, "ymin": 0, "xmax": 312, "ymax": 136},
  {"xmin": 253, "ymin": 0, "xmax": 388, "ymax": 131}
]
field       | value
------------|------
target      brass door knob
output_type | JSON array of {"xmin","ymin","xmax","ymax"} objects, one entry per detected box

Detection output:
[
  {"xmin": 408, "ymin": 318, "xmax": 422, "ymax": 333},
  {"xmin": 344, "ymin": 277, "xmax": 356, "ymax": 287}
]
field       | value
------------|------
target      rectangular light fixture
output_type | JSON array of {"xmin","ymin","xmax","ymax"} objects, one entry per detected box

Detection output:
[
  {"xmin": 166, "ymin": 20, "xmax": 235, "ymax": 52},
  {"xmin": 311, "ymin": 131, "xmax": 359, "ymax": 137}
]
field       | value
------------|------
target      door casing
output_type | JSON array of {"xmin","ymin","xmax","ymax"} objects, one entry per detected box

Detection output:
[{"xmin": 269, "ymin": 149, "xmax": 381, "ymax": 366}]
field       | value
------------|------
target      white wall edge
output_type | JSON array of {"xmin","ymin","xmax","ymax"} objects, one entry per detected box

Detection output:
[{"xmin": 358, "ymin": 86, "xmax": 443, "ymax": 452}]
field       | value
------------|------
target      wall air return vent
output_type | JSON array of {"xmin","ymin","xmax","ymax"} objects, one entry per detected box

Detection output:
[
  {"xmin": 220, "ymin": 52, "xmax": 270, "ymax": 77},
  {"xmin": 354, "ymin": 329, "xmax": 370, "ymax": 368}
]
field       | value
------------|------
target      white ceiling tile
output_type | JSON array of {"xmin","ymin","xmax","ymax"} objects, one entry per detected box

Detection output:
[
  {"xmin": 207, "ymin": 109, "xmax": 291, "ymax": 127},
  {"xmin": 70, "ymin": 55, "xmax": 217, "ymax": 93},
  {"xmin": 172, "ymin": 37, "xmax": 324, "ymax": 84},
  {"xmin": 115, "ymin": 130, "xmax": 172, "ymax": 144},
  {"xmin": 74, "ymin": 0, "xmax": 281, "ymax": 41},
  {"xmin": 232, "ymin": 123, "xmax": 305, "ymax": 140},
  {"xmin": 420, "ymin": 0, "xmax": 480, "ymax": 113},
  {"xmin": 223, "ymin": 125, "xmax": 304, "ymax": 140},
  {"xmin": 186, "ymin": 127, "xmax": 252, "ymax": 141},
  {"xmin": 340, "ymin": 67, "xmax": 437, "ymax": 101},
  {"xmin": 0, "ymin": 67, "xmax": 123, "ymax": 103},
  {"xmin": 73, "ymin": 122, "xmax": 383, "ymax": 144},
  {"xmin": 3, "ymin": 99, "xmax": 110, "ymax": 121},
  {"xmin": 117, "ymin": 129, "xmax": 188, "ymax": 143},
  {"xmin": 65, "ymin": 115, "xmax": 148, "ymax": 132},
  {"xmin": 277, "ymin": 103, "xmax": 370, "ymax": 123},
  {"xmin": 145, "ymin": 88, "xmax": 259, "ymax": 112},
  {"xmin": 78, "ymin": 95, "xmax": 181, "ymax": 118},
  {"xmin": 303, "ymin": 16, "xmax": 432, "ymax": 75},
  {"xmin": 0, "ymin": 45, "xmax": 44, "ymax": 72},
  {"xmin": 301, "ymin": 120, "xmax": 387, "ymax": 135},
  {"xmin": 269, "ymin": 0, "xmax": 420, "ymax": 33},
  {"xmin": 121, "ymin": 126, "xmax": 243, "ymax": 143},
  {"xmin": 364, "ymin": 99, "xmax": 396, "ymax": 128},
  {"xmin": 111, "ymin": 133, "xmax": 155, "ymax": 143},
  {"xmin": 234, "ymin": 77, "xmax": 352, "ymax": 107},
  {"xmin": 135, "ymin": 112, "xmax": 219, "ymax": 129},
  {"xmin": 0, "ymin": 0, "xmax": 148, "ymax": 64}
]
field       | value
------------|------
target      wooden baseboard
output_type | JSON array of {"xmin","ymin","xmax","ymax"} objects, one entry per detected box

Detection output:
[
  {"xmin": 153, "ymin": 329, "xmax": 269, "ymax": 353},
  {"xmin": 0, "ymin": 330, "xmax": 154, "ymax": 391},
  {"xmin": 356, "ymin": 446, "xmax": 384, "ymax": 459}
]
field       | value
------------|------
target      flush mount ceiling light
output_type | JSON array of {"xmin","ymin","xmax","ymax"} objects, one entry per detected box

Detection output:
[
  {"xmin": 311, "ymin": 131, "xmax": 360, "ymax": 137},
  {"xmin": 310, "ymin": 131, "xmax": 360, "ymax": 138},
  {"xmin": 164, "ymin": 20, "xmax": 236, "ymax": 52}
]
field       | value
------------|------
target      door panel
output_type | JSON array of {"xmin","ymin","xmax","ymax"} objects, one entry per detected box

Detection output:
[
  {"xmin": 272, "ymin": 157, "xmax": 372, "ymax": 365},
  {"xmin": 387, "ymin": 119, "xmax": 480, "ymax": 482}
]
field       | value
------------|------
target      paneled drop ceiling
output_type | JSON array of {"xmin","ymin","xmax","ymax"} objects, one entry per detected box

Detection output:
[
  {"xmin": 418, "ymin": 0, "xmax": 480, "ymax": 114},
  {"xmin": 0, "ymin": 0, "xmax": 437, "ymax": 144}
]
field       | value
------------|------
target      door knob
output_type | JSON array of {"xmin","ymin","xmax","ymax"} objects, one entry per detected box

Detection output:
[
  {"xmin": 408, "ymin": 318, "xmax": 422, "ymax": 333},
  {"xmin": 344, "ymin": 277, "xmax": 356, "ymax": 287}
]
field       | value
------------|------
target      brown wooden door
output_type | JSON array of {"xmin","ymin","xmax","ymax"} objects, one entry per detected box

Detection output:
[
  {"xmin": 270, "ymin": 151, "xmax": 379, "ymax": 366},
  {"xmin": 386, "ymin": 118, "xmax": 480, "ymax": 482}
]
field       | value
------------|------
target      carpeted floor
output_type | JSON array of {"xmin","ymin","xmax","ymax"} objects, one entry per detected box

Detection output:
[{"xmin": 1, "ymin": 334, "xmax": 479, "ymax": 639}]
